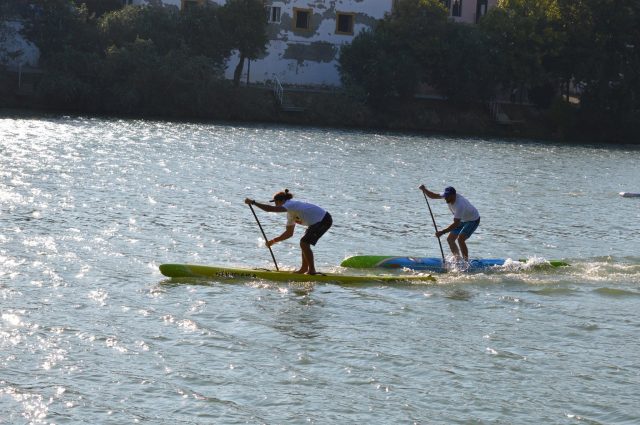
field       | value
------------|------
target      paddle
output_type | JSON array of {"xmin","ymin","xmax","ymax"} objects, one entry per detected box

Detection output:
[
  {"xmin": 422, "ymin": 191, "xmax": 446, "ymax": 266},
  {"xmin": 248, "ymin": 203, "xmax": 279, "ymax": 271}
]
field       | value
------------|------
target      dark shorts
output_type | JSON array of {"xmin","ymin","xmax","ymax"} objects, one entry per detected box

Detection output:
[
  {"xmin": 451, "ymin": 217, "xmax": 480, "ymax": 238},
  {"xmin": 301, "ymin": 213, "xmax": 332, "ymax": 246}
]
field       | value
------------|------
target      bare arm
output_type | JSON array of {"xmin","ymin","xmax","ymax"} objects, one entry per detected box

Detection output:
[
  {"xmin": 244, "ymin": 198, "xmax": 286, "ymax": 212},
  {"xmin": 419, "ymin": 185, "xmax": 442, "ymax": 200},
  {"xmin": 268, "ymin": 224, "xmax": 295, "ymax": 246},
  {"xmin": 436, "ymin": 218, "xmax": 461, "ymax": 237}
]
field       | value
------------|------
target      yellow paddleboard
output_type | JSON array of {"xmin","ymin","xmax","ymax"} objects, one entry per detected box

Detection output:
[{"xmin": 159, "ymin": 264, "xmax": 435, "ymax": 284}]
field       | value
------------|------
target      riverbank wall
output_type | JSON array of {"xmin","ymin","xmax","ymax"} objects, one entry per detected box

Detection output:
[{"xmin": 1, "ymin": 73, "xmax": 636, "ymax": 144}]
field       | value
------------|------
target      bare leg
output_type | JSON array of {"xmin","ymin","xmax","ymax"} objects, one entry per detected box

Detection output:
[
  {"xmin": 457, "ymin": 234, "xmax": 469, "ymax": 261},
  {"xmin": 296, "ymin": 241, "xmax": 316, "ymax": 274},
  {"xmin": 447, "ymin": 233, "xmax": 461, "ymax": 259},
  {"xmin": 295, "ymin": 251, "xmax": 309, "ymax": 274}
]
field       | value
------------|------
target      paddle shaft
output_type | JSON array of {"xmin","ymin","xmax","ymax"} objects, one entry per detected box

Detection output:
[
  {"xmin": 422, "ymin": 191, "xmax": 446, "ymax": 264},
  {"xmin": 248, "ymin": 204, "xmax": 279, "ymax": 271}
]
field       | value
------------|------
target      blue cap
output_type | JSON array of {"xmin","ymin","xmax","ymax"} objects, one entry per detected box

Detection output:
[{"xmin": 441, "ymin": 186, "xmax": 456, "ymax": 197}]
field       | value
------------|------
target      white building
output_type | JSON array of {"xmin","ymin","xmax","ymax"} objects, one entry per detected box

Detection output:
[
  {"xmin": 244, "ymin": 1, "xmax": 393, "ymax": 86},
  {"xmin": 137, "ymin": 0, "xmax": 496, "ymax": 87}
]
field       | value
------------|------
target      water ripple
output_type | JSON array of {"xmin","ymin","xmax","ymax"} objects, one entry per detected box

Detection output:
[{"xmin": 1, "ymin": 115, "xmax": 639, "ymax": 423}]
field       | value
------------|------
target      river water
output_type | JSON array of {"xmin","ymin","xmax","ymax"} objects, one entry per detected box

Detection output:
[{"xmin": 1, "ymin": 113, "xmax": 639, "ymax": 424}]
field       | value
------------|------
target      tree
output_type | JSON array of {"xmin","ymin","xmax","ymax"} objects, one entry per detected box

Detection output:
[
  {"xmin": 338, "ymin": 0, "xmax": 448, "ymax": 106},
  {"xmin": 97, "ymin": 5, "xmax": 181, "ymax": 54},
  {"xmin": 98, "ymin": 4, "xmax": 230, "ymax": 115},
  {"xmin": 22, "ymin": 0, "xmax": 100, "ymax": 60},
  {"xmin": 179, "ymin": 5, "xmax": 231, "ymax": 65},
  {"xmin": 100, "ymin": 38, "xmax": 163, "ymax": 114},
  {"xmin": 19, "ymin": 0, "xmax": 104, "ymax": 110},
  {"xmin": 220, "ymin": 0, "xmax": 268, "ymax": 87},
  {"xmin": 553, "ymin": 0, "xmax": 640, "ymax": 140},
  {"xmin": 563, "ymin": 0, "xmax": 640, "ymax": 114},
  {"xmin": 37, "ymin": 46, "xmax": 103, "ymax": 110},
  {"xmin": 431, "ymin": 23, "xmax": 497, "ymax": 102},
  {"xmin": 382, "ymin": 0, "xmax": 449, "ymax": 87},
  {"xmin": 479, "ymin": 0, "xmax": 563, "ymax": 102},
  {"xmin": 77, "ymin": 0, "xmax": 123, "ymax": 19},
  {"xmin": 339, "ymin": 29, "xmax": 422, "ymax": 105}
]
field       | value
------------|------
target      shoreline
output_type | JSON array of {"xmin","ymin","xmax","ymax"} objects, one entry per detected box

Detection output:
[{"xmin": 1, "ymin": 85, "xmax": 638, "ymax": 146}]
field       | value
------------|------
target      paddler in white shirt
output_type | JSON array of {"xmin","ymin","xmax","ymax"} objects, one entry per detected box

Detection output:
[
  {"xmin": 245, "ymin": 189, "xmax": 332, "ymax": 275},
  {"xmin": 419, "ymin": 185, "xmax": 480, "ymax": 261}
]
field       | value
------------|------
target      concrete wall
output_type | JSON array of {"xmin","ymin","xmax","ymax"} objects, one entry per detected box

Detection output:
[
  {"xmin": 447, "ymin": 0, "xmax": 497, "ymax": 24},
  {"xmin": 235, "ymin": 0, "xmax": 391, "ymax": 86}
]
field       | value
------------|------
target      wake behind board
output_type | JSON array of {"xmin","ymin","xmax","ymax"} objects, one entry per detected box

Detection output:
[
  {"xmin": 340, "ymin": 256, "xmax": 569, "ymax": 273},
  {"xmin": 159, "ymin": 264, "xmax": 435, "ymax": 284}
]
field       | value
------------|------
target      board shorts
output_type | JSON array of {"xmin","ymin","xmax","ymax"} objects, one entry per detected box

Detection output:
[
  {"xmin": 301, "ymin": 213, "xmax": 332, "ymax": 246},
  {"xmin": 451, "ymin": 217, "xmax": 480, "ymax": 238}
]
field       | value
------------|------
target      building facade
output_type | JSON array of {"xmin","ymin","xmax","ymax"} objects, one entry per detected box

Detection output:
[{"xmin": 142, "ymin": 0, "xmax": 495, "ymax": 86}]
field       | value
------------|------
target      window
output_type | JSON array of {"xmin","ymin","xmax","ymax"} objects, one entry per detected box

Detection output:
[
  {"xmin": 267, "ymin": 6, "xmax": 281, "ymax": 23},
  {"xmin": 335, "ymin": 12, "xmax": 354, "ymax": 35},
  {"xmin": 293, "ymin": 8, "xmax": 312, "ymax": 31},
  {"xmin": 475, "ymin": 0, "xmax": 488, "ymax": 23},
  {"xmin": 452, "ymin": 0, "xmax": 462, "ymax": 17}
]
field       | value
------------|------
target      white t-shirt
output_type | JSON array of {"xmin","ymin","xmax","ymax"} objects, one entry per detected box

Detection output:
[
  {"xmin": 448, "ymin": 194, "xmax": 480, "ymax": 222},
  {"xmin": 283, "ymin": 199, "xmax": 327, "ymax": 227}
]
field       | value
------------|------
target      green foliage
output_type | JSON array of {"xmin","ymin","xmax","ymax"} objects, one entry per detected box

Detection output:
[
  {"xmin": 98, "ymin": 5, "xmax": 182, "ymax": 54},
  {"xmin": 5, "ymin": 0, "xmax": 640, "ymax": 142},
  {"xmin": 220, "ymin": 0, "xmax": 267, "ymax": 59},
  {"xmin": 99, "ymin": 38, "xmax": 225, "ymax": 117},
  {"xmin": 219, "ymin": 0, "xmax": 268, "ymax": 87},
  {"xmin": 12, "ymin": 1, "xmax": 259, "ymax": 115},
  {"xmin": 385, "ymin": 0, "xmax": 449, "ymax": 44},
  {"xmin": 431, "ymin": 23, "xmax": 497, "ymax": 102},
  {"xmin": 179, "ymin": 6, "xmax": 230, "ymax": 62},
  {"xmin": 77, "ymin": 0, "xmax": 124, "ymax": 18},
  {"xmin": 340, "ymin": 0, "xmax": 638, "ymax": 126},
  {"xmin": 480, "ymin": 0, "xmax": 562, "ymax": 90},
  {"xmin": 565, "ymin": 0, "xmax": 640, "ymax": 115},
  {"xmin": 100, "ymin": 38, "xmax": 162, "ymax": 114},
  {"xmin": 23, "ymin": 0, "xmax": 100, "ymax": 60},
  {"xmin": 339, "ymin": 29, "xmax": 421, "ymax": 106},
  {"xmin": 36, "ymin": 47, "xmax": 103, "ymax": 110},
  {"xmin": 1, "ymin": 1, "xmax": 32, "ymax": 19},
  {"xmin": 380, "ymin": 0, "xmax": 449, "ymax": 86},
  {"xmin": 339, "ymin": 0, "xmax": 447, "ymax": 107}
]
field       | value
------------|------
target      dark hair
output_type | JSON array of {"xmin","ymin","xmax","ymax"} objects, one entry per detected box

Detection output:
[{"xmin": 271, "ymin": 188, "xmax": 293, "ymax": 202}]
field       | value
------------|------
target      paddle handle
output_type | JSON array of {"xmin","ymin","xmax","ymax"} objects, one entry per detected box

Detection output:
[
  {"xmin": 248, "ymin": 203, "xmax": 279, "ymax": 271},
  {"xmin": 422, "ymin": 191, "xmax": 446, "ymax": 265}
]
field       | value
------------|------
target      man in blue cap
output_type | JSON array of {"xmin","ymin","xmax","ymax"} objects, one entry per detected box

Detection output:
[{"xmin": 419, "ymin": 185, "xmax": 480, "ymax": 261}]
